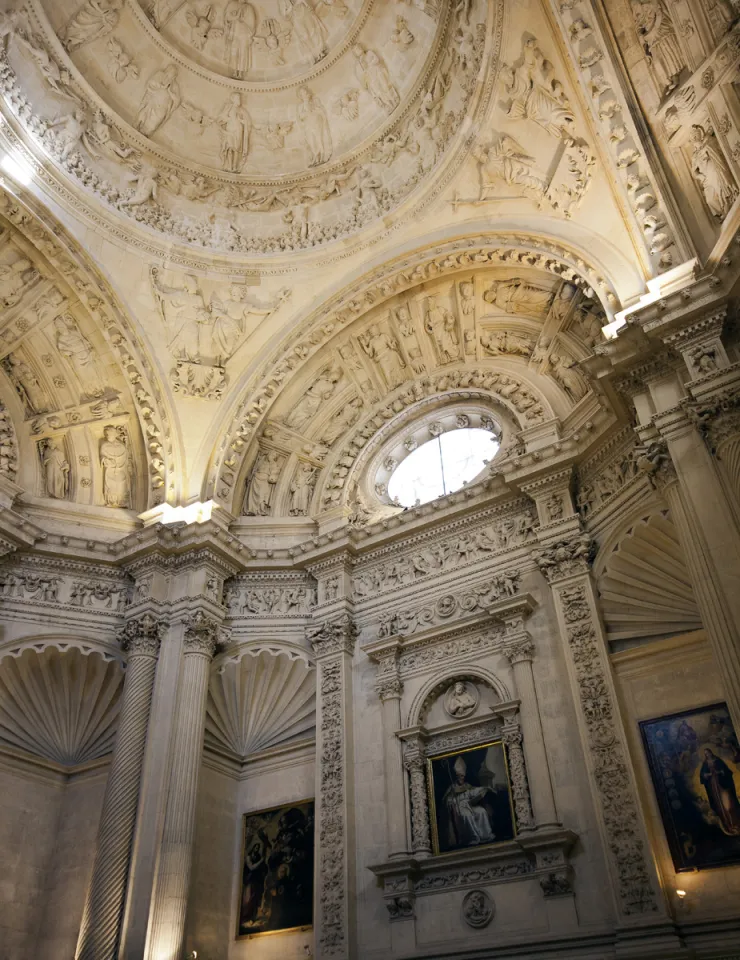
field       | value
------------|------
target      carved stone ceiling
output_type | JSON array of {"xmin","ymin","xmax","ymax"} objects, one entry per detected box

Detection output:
[{"xmin": 2, "ymin": 0, "xmax": 493, "ymax": 256}]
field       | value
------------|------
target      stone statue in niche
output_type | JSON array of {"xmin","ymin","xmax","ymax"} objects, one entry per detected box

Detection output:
[
  {"xmin": 289, "ymin": 462, "xmax": 316, "ymax": 515},
  {"xmin": 630, "ymin": 0, "xmax": 684, "ymax": 97},
  {"xmin": 545, "ymin": 492, "xmax": 564, "ymax": 521},
  {"xmin": 319, "ymin": 395, "xmax": 363, "ymax": 445},
  {"xmin": 459, "ymin": 280, "xmax": 475, "ymax": 315},
  {"xmin": 444, "ymin": 680, "xmax": 479, "ymax": 719},
  {"xmin": 63, "ymin": 0, "xmax": 123, "ymax": 51},
  {"xmin": 360, "ymin": 325, "xmax": 406, "ymax": 388},
  {"xmin": 54, "ymin": 314, "xmax": 107, "ymax": 399},
  {"xmin": 244, "ymin": 451, "xmax": 282, "ymax": 515},
  {"xmin": 279, "ymin": 0, "xmax": 328, "ymax": 63},
  {"xmin": 690, "ymin": 125, "xmax": 739, "ymax": 221},
  {"xmin": 462, "ymin": 889, "xmax": 494, "ymax": 928},
  {"xmin": 353, "ymin": 45, "xmax": 400, "ymax": 113},
  {"xmin": 297, "ymin": 87, "xmax": 332, "ymax": 166},
  {"xmin": 503, "ymin": 38, "xmax": 575, "ymax": 140},
  {"xmin": 136, "ymin": 65, "xmax": 182, "ymax": 137},
  {"xmin": 284, "ymin": 363, "xmax": 343, "ymax": 430},
  {"xmin": 548, "ymin": 352, "xmax": 587, "ymax": 402},
  {"xmin": 424, "ymin": 297, "xmax": 461, "ymax": 362},
  {"xmin": 6, "ymin": 354, "xmax": 50, "ymax": 415},
  {"xmin": 483, "ymin": 278, "xmax": 553, "ymax": 317},
  {"xmin": 40, "ymin": 437, "xmax": 69, "ymax": 499},
  {"xmin": 100, "ymin": 425, "xmax": 132, "ymax": 507},
  {"xmin": 224, "ymin": 0, "xmax": 257, "ymax": 78},
  {"xmin": 215, "ymin": 93, "xmax": 252, "ymax": 172}
]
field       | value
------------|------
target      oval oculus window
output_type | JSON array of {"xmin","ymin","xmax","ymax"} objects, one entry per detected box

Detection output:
[{"xmin": 387, "ymin": 428, "xmax": 498, "ymax": 508}]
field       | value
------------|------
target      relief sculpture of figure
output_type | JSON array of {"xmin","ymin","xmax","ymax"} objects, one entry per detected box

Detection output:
[
  {"xmin": 244, "ymin": 451, "xmax": 282, "ymax": 515},
  {"xmin": 285, "ymin": 363, "xmax": 343, "ymax": 430},
  {"xmin": 100, "ymin": 425, "xmax": 131, "ymax": 507},
  {"xmin": 631, "ymin": 0, "xmax": 684, "ymax": 96},
  {"xmin": 279, "ymin": 0, "xmax": 327, "ymax": 63},
  {"xmin": 136, "ymin": 65, "xmax": 181, "ymax": 137},
  {"xmin": 54, "ymin": 314, "xmax": 106, "ymax": 399},
  {"xmin": 690, "ymin": 125, "xmax": 739, "ymax": 221},
  {"xmin": 353, "ymin": 46, "xmax": 400, "ymax": 113},
  {"xmin": 289, "ymin": 463, "xmax": 316, "ymax": 515},
  {"xmin": 216, "ymin": 92, "xmax": 252, "ymax": 172},
  {"xmin": 360, "ymin": 325, "xmax": 406, "ymax": 388},
  {"xmin": 483, "ymin": 278, "xmax": 553, "ymax": 317},
  {"xmin": 297, "ymin": 86, "xmax": 332, "ymax": 166},
  {"xmin": 424, "ymin": 297, "xmax": 460, "ymax": 362},
  {"xmin": 7, "ymin": 355, "xmax": 49, "ymax": 414},
  {"xmin": 151, "ymin": 268, "xmax": 207, "ymax": 362},
  {"xmin": 63, "ymin": 0, "xmax": 123, "ymax": 51},
  {"xmin": 41, "ymin": 438, "xmax": 69, "ymax": 500},
  {"xmin": 503, "ymin": 38, "xmax": 575, "ymax": 139},
  {"xmin": 445, "ymin": 681, "xmax": 478, "ymax": 718},
  {"xmin": 0, "ymin": 256, "xmax": 38, "ymax": 306},
  {"xmin": 472, "ymin": 134, "xmax": 547, "ymax": 200},
  {"xmin": 224, "ymin": 0, "xmax": 257, "ymax": 79}
]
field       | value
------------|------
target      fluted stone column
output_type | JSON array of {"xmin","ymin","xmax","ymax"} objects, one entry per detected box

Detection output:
[
  {"xmin": 502, "ymin": 634, "xmax": 559, "ymax": 829},
  {"xmin": 308, "ymin": 615, "xmax": 357, "ymax": 960},
  {"xmin": 146, "ymin": 612, "xmax": 221, "ymax": 960},
  {"xmin": 75, "ymin": 614, "xmax": 164, "ymax": 960}
]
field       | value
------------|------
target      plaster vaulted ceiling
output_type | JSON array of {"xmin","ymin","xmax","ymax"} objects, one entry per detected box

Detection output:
[{"xmin": 1, "ymin": 0, "xmax": 495, "ymax": 256}]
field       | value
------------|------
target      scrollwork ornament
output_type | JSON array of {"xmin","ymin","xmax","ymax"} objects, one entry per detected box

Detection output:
[
  {"xmin": 501, "ymin": 725, "xmax": 534, "ymax": 831},
  {"xmin": 117, "ymin": 614, "xmax": 165, "ymax": 658}
]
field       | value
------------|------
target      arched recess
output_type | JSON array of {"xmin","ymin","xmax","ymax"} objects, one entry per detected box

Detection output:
[
  {"xmin": 407, "ymin": 665, "xmax": 512, "ymax": 729},
  {"xmin": 596, "ymin": 509, "xmax": 702, "ymax": 649},
  {"xmin": 0, "ymin": 185, "xmax": 175, "ymax": 511},
  {"xmin": 0, "ymin": 645, "xmax": 123, "ymax": 767},
  {"xmin": 206, "ymin": 232, "xmax": 618, "ymax": 512},
  {"xmin": 205, "ymin": 648, "xmax": 316, "ymax": 762}
]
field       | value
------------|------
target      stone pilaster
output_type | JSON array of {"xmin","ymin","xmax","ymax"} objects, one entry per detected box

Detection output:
[
  {"xmin": 308, "ymin": 615, "xmax": 357, "ymax": 960},
  {"xmin": 373, "ymin": 641, "xmax": 410, "ymax": 860},
  {"xmin": 535, "ymin": 536, "xmax": 664, "ymax": 922},
  {"xmin": 499, "ymin": 715, "xmax": 535, "ymax": 832},
  {"xmin": 75, "ymin": 614, "xmax": 164, "ymax": 960},
  {"xmin": 146, "ymin": 612, "xmax": 223, "ymax": 960},
  {"xmin": 402, "ymin": 743, "xmax": 432, "ymax": 860}
]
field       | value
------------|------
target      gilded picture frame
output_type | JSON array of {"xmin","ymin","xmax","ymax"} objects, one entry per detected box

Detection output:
[
  {"xmin": 236, "ymin": 798, "xmax": 315, "ymax": 939},
  {"xmin": 426, "ymin": 740, "xmax": 516, "ymax": 856}
]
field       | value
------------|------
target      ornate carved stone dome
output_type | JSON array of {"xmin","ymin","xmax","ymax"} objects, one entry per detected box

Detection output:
[{"xmin": 2, "ymin": 0, "xmax": 495, "ymax": 257}]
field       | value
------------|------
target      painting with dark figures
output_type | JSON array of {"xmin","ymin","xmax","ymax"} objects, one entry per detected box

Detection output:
[
  {"xmin": 237, "ymin": 800, "xmax": 314, "ymax": 938},
  {"xmin": 427, "ymin": 741, "xmax": 516, "ymax": 855},
  {"xmin": 640, "ymin": 703, "xmax": 740, "ymax": 871}
]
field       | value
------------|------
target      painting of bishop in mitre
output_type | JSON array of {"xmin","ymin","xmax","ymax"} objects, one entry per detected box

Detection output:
[{"xmin": 428, "ymin": 742, "xmax": 516, "ymax": 854}]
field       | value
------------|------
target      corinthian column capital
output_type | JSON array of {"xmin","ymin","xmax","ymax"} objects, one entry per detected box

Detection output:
[{"xmin": 117, "ymin": 614, "xmax": 166, "ymax": 658}]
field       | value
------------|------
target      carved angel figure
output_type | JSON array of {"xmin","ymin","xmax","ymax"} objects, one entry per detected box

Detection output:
[
  {"xmin": 391, "ymin": 16, "xmax": 414, "ymax": 47},
  {"xmin": 690, "ymin": 125, "xmax": 739, "ymax": 221},
  {"xmin": 630, "ymin": 0, "xmax": 684, "ymax": 96},
  {"xmin": 106, "ymin": 37, "xmax": 138, "ymax": 82},
  {"xmin": 100, "ymin": 425, "xmax": 131, "ymax": 507},
  {"xmin": 353, "ymin": 45, "xmax": 400, "ymax": 113},
  {"xmin": 253, "ymin": 18, "xmax": 292, "ymax": 66},
  {"xmin": 297, "ymin": 86, "xmax": 332, "ymax": 166},
  {"xmin": 63, "ymin": 0, "xmax": 123, "ymax": 51},
  {"xmin": 185, "ymin": 1, "xmax": 217, "ymax": 50},
  {"xmin": 120, "ymin": 162, "xmax": 159, "ymax": 208},
  {"xmin": 216, "ymin": 93, "xmax": 252, "ymax": 172},
  {"xmin": 279, "ymin": 0, "xmax": 327, "ymax": 63},
  {"xmin": 334, "ymin": 89, "xmax": 360, "ymax": 121},
  {"xmin": 503, "ymin": 38, "xmax": 575, "ymax": 139},
  {"xmin": 136, "ymin": 65, "xmax": 181, "ymax": 137},
  {"xmin": 16, "ymin": 34, "xmax": 73, "ymax": 93},
  {"xmin": 48, "ymin": 110, "xmax": 94, "ymax": 162},
  {"xmin": 41, "ymin": 438, "xmax": 69, "ymax": 500},
  {"xmin": 224, "ymin": 0, "xmax": 257, "ymax": 78}
]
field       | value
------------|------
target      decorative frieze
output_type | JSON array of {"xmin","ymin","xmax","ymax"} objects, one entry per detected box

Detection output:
[{"xmin": 225, "ymin": 580, "xmax": 316, "ymax": 616}]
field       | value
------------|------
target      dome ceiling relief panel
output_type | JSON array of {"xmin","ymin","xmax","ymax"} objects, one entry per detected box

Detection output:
[
  {"xmin": 0, "ymin": 207, "xmax": 153, "ymax": 514},
  {"xmin": 234, "ymin": 263, "xmax": 606, "ymax": 520},
  {"xmin": 0, "ymin": 0, "xmax": 497, "ymax": 255}
]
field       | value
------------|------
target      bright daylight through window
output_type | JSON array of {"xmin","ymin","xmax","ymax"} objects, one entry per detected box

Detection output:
[{"xmin": 387, "ymin": 428, "xmax": 499, "ymax": 508}]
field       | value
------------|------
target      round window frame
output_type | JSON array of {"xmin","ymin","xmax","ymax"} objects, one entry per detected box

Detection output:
[{"xmin": 369, "ymin": 404, "xmax": 503, "ymax": 509}]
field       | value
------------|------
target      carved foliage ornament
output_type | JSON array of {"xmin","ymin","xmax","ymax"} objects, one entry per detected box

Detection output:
[
  {"xmin": 183, "ymin": 610, "xmax": 227, "ymax": 657},
  {"xmin": 117, "ymin": 613, "xmax": 166, "ymax": 657}
]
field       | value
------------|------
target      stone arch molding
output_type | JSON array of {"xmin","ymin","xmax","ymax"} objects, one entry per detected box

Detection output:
[
  {"xmin": 407, "ymin": 665, "xmax": 512, "ymax": 729},
  {"xmin": 0, "ymin": 632, "xmax": 126, "ymax": 665},
  {"xmin": 0, "ymin": 183, "xmax": 176, "ymax": 509},
  {"xmin": 229, "ymin": 243, "xmax": 610, "ymax": 519}
]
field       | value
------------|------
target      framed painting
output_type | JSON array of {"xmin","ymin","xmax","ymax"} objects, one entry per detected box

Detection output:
[
  {"xmin": 427, "ymin": 740, "xmax": 516, "ymax": 855},
  {"xmin": 640, "ymin": 703, "xmax": 740, "ymax": 871},
  {"xmin": 236, "ymin": 799, "xmax": 314, "ymax": 939}
]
